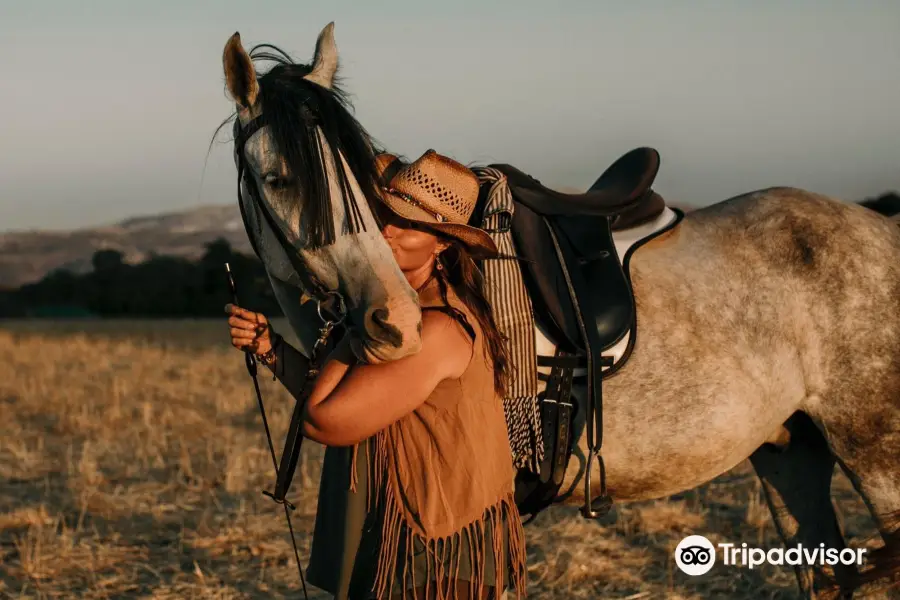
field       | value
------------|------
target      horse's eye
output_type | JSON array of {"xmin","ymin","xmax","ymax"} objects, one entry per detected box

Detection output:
[{"xmin": 264, "ymin": 174, "xmax": 290, "ymax": 191}]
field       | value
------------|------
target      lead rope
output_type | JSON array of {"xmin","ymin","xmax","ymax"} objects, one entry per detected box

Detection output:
[
  {"xmin": 227, "ymin": 263, "xmax": 342, "ymax": 600},
  {"xmin": 250, "ymin": 347, "xmax": 310, "ymax": 600}
]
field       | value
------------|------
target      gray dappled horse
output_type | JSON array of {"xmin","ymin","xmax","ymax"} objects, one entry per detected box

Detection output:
[{"xmin": 220, "ymin": 23, "xmax": 900, "ymax": 599}]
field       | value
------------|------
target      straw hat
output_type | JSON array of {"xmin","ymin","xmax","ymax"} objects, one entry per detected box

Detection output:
[{"xmin": 375, "ymin": 150, "xmax": 498, "ymax": 259}]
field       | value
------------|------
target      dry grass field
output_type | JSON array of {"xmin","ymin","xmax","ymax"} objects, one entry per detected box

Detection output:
[{"xmin": 0, "ymin": 319, "xmax": 890, "ymax": 599}]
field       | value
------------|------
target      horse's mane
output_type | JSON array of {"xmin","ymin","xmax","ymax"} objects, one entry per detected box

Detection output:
[{"xmin": 217, "ymin": 43, "xmax": 385, "ymax": 248}]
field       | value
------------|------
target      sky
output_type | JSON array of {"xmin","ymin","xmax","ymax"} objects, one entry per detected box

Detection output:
[{"xmin": 1, "ymin": 0, "xmax": 898, "ymax": 232}]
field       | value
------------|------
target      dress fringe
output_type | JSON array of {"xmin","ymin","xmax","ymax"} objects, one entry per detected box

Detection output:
[
  {"xmin": 350, "ymin": 443, "xmax": 360, "ymax": 494},
  {"xmin": 351, "ymin": 431, "xmax": 527, "ymax": 600}
]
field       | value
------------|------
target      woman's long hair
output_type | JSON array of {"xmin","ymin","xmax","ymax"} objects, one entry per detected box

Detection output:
[{"xmin": 434, "ymin": 240, "xmax": 511, "ymax": 397}]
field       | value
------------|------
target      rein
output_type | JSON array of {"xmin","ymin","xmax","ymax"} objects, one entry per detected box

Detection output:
[{"xmin": 232, "ymin": 113, "xmax": 348, "ymax": 597}]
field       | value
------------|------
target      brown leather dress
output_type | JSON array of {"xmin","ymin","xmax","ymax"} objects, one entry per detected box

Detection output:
[{"xmin": 305, "ymin": 276, "xmax": 527, "ymax": 599}]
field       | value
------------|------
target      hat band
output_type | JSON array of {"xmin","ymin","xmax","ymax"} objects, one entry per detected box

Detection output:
[{"xmin": 382, "ymin": 186, "xmax": 447, "ymax": 223}]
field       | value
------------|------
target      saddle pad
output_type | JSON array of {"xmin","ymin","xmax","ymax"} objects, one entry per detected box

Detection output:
[{"xmin": 472, "ymin": 166, "xmax": 544, "ymax": 473}]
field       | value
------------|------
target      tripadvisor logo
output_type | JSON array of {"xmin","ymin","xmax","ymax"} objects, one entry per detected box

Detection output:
[
  {"xmin": 675, "ymin": 535, "xmax": 717, "ymax": 576},
  {"xmin": 674, "ymin": 535, "xmax": 868, "ymax": 576}
]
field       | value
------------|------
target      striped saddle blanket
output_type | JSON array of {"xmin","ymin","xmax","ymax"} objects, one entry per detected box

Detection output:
[{"xmin": 471, "ymin": 167, "xmax": 545, "ymax": 474}]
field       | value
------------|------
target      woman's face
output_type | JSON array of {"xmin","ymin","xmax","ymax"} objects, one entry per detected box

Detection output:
[{"xmin": 375, "ymin": 203, "xmax": 445, "ymax": 274}]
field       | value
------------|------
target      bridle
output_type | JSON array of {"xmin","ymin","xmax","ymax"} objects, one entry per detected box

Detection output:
[
  {"xmin": 231, "ymin": 112, "xmax": 347, "ymax": 598},
  {"xmin": 233, "ymin": 113, "xmax": 339, "ymax": 307}
]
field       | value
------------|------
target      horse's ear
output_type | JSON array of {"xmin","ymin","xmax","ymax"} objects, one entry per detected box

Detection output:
[
  {"xmin": 303, "ymin": 22, "xmax": 338, "ymax": 90},
  {"xmin": 223, "ymin": 32, "xmax": 259, "ymax": 108}
]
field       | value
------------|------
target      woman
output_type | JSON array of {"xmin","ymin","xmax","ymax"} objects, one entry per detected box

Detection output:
[{"xmin": 226, "ymin": 150, "xmax": 527, "ymax": 599}]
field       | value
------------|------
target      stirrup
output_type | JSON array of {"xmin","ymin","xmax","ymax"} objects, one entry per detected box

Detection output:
[
  {"xmin": 582, "ymin": 449, "xmax": 614, "ymax": 519},
  {"xmin": 582, "ymin": 495, "xmax": 614, "ymax": 519}
]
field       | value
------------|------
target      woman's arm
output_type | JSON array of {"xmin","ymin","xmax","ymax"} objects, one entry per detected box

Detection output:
[{"xmin": 301, "ymin": 311, "xmax": 473, "ymax": 447}]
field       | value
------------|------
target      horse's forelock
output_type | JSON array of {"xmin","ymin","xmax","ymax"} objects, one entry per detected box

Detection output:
[{"xmin": 241, "ymin": 48, "xmax": 382, "ymax": 250}]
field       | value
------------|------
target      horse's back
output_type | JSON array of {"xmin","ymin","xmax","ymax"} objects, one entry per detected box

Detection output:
[
  {"xmin": 671, "ymin": 186, "xmax": 899, "ymax": 277},
  {"xmin": 629, "ymin": 184, "xmax": 900, "ymax": 397}
]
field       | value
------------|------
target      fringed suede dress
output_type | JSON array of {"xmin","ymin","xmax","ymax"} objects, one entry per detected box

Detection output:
[{"xmin": 305, "ymin": 276, "xmax": 527, "ymax": 600}]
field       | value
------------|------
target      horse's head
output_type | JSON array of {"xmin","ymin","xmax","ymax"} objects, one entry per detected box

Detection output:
[{"xmin": 221, "ymin": 23, "xmax": 423, "ymax": 363}]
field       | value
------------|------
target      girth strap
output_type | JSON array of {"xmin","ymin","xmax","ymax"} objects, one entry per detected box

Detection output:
[
  {"xmin": 540, "ymin": 350, "xmax": 576, "ymax": 488},
  {"xmin": 516, "ymin": 348, "xmax": 580, "ymax": 522}
]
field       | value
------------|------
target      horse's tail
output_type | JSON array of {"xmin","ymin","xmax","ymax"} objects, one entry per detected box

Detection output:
[{"xmin": 858, "ymin": 193, "xmax": 900, "ymax": 223}]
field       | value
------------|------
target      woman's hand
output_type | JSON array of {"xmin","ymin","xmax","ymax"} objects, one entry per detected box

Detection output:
[{"xmin": 225, "ymin": 303, "xmax": 273, "ymax": 356}]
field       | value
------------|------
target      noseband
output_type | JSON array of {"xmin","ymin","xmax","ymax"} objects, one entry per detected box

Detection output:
[{"xmin": 232, "ymin": 113, "xmax": 347, "ymax": 599}]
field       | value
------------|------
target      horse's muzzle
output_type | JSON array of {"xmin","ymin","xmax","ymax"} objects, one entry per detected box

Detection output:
[{"xmin": 351, "ymin": 305, "xmax": 422, "ymax": 364}]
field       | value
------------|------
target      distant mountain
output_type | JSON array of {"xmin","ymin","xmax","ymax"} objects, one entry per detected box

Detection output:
[
  {"xmin": 1, "ymin": 190, "xmax": 894, "ymax": 290},
  {"xmin": 0, "ymin": 205, "xmax": 252, "ymax": 289}
]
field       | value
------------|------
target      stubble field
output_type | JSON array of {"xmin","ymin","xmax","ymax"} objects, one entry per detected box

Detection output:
[{"xmin": 0, "ymin": 320, "xmax": 887, "ymax": 599}]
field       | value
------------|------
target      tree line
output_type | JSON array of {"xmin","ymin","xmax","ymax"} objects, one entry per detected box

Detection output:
[
  {"xmin": 0, "ymin": 239, "xmax": 283, "ymax": 318},
  {"xmin": 1, "ymin": 191, "xmax": 897, "ymax": 319}
]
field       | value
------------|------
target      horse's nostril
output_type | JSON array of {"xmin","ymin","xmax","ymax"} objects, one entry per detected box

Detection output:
[{"xmin": 366, "ymin": 307, "xmax": 403, "ymax": 348}]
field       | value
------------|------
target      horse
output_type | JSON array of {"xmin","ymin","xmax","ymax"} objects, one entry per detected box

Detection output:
[{"xmin": 218, "ymin": 23, "xmax": 900, "ymax": 599}]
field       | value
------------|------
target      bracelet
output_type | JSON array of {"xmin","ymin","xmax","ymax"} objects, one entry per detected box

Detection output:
[
  {"xmin": 255, "ymin": 325, "xmax": 279, "ymax": 367},
  {"xmin": 256, "ymin": 346, "xmax": 276, "ymax": 366}
]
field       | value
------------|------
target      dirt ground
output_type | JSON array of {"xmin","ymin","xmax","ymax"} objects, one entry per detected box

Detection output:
[{"xmin": 0, "ymin": 320, "xmax": 890, "ymax": 599}]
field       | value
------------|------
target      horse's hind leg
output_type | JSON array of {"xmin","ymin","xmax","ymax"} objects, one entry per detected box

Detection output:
[
  {"xmin": 827, "ymin": 426, "xmax": 900, "ymax": 598},
  {"xmin": 750, "ymin": 411, "xmax": 859, "ymax": 599}
]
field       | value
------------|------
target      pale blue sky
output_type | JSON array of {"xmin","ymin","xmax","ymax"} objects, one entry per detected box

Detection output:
[{"xmin": 1, "ymin": 0, "xmax": 898, "ymax": 232}]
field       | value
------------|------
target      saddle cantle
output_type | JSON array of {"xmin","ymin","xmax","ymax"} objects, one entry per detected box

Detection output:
[
  {"xmin": 474, "ymin": 147, "xmax": 683, "ymax": 522},
  {"xmin": 497, "ymin": 147, "xmax": 660, "ymax": 217}
]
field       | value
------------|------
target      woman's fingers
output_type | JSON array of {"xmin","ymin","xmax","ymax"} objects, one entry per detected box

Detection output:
[
  {"xmin": 225, "ymin": 304, "xmax": 267, "ymax": 324},
  {"xmin": 230, "ymin": 328, "xmax": 261, "ymax": 346},
  {"xmin": 230, "ymin": 326, "xmax": 258, "ymax": 340},
  {"xmin": 231, "ymin": 337, "xmax": 260, "ymax": 351},
  {"xmin": 225, "ymin": 304, "xmax": 269, "ymax": 354},
  {"xmin": 226, "ymin": 305, "xmax": 268, "ymax": 331},
  {"xmin": 228, "ymin": 315, "xmax": 261, "ymax": 330}
]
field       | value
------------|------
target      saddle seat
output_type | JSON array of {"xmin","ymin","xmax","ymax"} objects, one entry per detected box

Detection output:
[{"xmin": 494, "ymin": 147, "xmax": 665, "ymax": 229}]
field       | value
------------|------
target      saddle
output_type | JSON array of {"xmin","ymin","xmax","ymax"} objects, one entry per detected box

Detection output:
[
  {"xmin": 495, "ymin": 148, "xmax": 664, "ymax": 355},
  {"xmin": 476, "ymin": 147, "xmax": 681, "ymax": 521}
]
